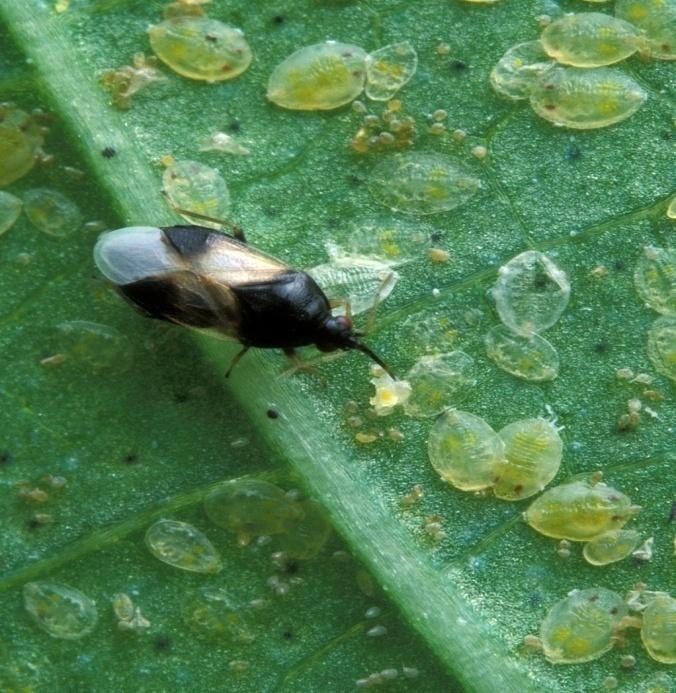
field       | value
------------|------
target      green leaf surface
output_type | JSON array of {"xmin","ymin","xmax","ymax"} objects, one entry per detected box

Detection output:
[{"xmin": 0, "ymin": 1, "xmax": 674, "ymax": 691}]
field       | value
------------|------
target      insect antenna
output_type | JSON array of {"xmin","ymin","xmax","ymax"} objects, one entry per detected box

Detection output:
[
  {"xmin": 161, "ymin": 192, "xmax": 247, "ymax": 242},
  {"xmin": 352, "ymin": 340, "xmax": 396, "ymax": 380}
]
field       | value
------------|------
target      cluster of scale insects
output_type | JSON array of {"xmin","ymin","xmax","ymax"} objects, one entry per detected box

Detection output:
[{"xmin": 2, "ymin": 0, "xmax": 675, "ymax": 685}]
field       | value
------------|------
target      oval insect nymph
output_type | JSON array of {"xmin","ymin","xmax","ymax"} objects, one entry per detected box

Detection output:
[
  {"xmin": 484, "ymin": 325, "xmax": 560, "ymax": 382},
  {"xmin": 93, "ymin": 225, "xmax": 393, "ymax": 377},
  {"xmin": 23, "ymin": 581, "xmax": 98, "ymax": 640},
  {"xmin": 145, "ymin": 519, "xmax": 222, "ymax": 573},
  {"xmin": 634, "ymin": 245, "xmax": 676, "ymax": 316},
  {"xmin": 615, "ymin": 0, "xmax": 676, "ymax": 60},
  {"xmin": 647, "ymin": 315, "xmax": 676, "ymax": 383},
  {"xmin": 540, "ymin": 588, "xmax": 628, "ymax": 663},
  {"xmin": 492, "ymin": 417, "xmax": 562, "ymax": 501},
  {"xmin": 541, "ymin": 12, "xmax": 642, "ymax": 67},
  {"xmin": 582, "ymin": 528, "xmax": 641, "ymax": 565},
  {"xmin": 524, "ymin": 478, "xmax": 640, "ymax": 540},
  {"xmin": 490, "ymin": 40, "xmax": 556, "ymax": 101},
  {"xmin": 641, "ymin": 595, "xmax": 676, "ymax": 664}
]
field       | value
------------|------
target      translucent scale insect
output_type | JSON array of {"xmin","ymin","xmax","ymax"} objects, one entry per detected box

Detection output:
[
  {"xmin": 615, "ymin": 0, "xmax": 676, "ymax": 60},
  {"xmin": 145, "ymin": 519, "xmax": 222, "ymax": 573},
  {"xmin": 427, "ymin": 409, "xmax": 504, "ymax": 491},
  {"xmin": 0, "ymin": 190, "xmax": 22, "ymax": 236},
  {"xmin": 23, "ymin": 581, "xmax": 98, "ymax": 640},
  {"xmin": 93, "ymin": 224, "xmax": 394, "ymax": 377},
  {"xmin": 582, "ymin": 528, "xmax": 641, "ymax": 565},
  {"xmin": 641, "ymin": 595, "xmax": 676, "ymax": 664},
  {"xmin": 540, "ymin": 12, "xmax": 643, "ymax": 67},
  {"xmin": 539, "ymin": 588, "xmax": 628, "ymax": 663},
  {"xmin": 524, "ymin": 478, "xmax": 641, "ymax": 540},
  {"xmin": 0, "ymin": 104, "xmax": 45, "ymax": 187},
  {"xmin": 633, "ymin": 245, "xmax": 676, "ymax": 316},
  {"xmin": 492, "ymin": 250, "xmax": 570, "ymax": 336},
  {"xmin": 484, "ymin": 324, "xmax": 560, "ymax": 382},
  {"xmin": 148, "ymin": 16, "xmax": 252, "ymax": 81},
  {"xmin": 23, "ymin": 188, "xmax": 82, "ymax": 238},
  {"xmin": 647, "ymin": 315, "xmax": 676, "ymax": 382},
  {"xmin": 267, "ymin": 41, "xmax": 367, "ymax": 110},
  {"xmin": 365, "ymin": 42, "xmax": 418, "ymax": 101},
  {"xmin": 529, "ymin": 66, "xmax": 647, "ymax": 129},
  {"xmin": 368, "ymin": 152, "xmax": 482, "ymax": 216},
  {"xmin": 490, "ymin": 41, "xmax": 556, "ymax": 101},
  {"xmin": 492, "ymin": 417, "xmax": 562, "ymax": 501}
]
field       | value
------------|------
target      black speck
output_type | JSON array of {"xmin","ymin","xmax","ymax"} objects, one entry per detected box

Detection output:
[
  {"xmin": 430, "ymin": 231, "xmax": 444, "ymax": 243},
  {"xmin": 26, "ymin": 518, "xmax": 41, "ymax": 530},
  {"xmin": 594, "ymin": 341, "xmax": 608, "ymax": 354},
  {"xmin": 565, "ymin": 145, "xmax": 582, "ymax": 161},
  {"xmin": 661, "ymin": 130, "xmax": 672, "ymax": 141},
  {"xmin": 0, "ymin": 450, "xmax": 11, "ymax": 465},
  {"xmin": 450, "ymin": 59, "xmax": 467, "ymax": 72},
  {"xmin": 205, "ymin": 34, "xmax": 218, "ymax": 43},
  {"xmin": 613, "ymin": 259, "xmax": 626, "ymax": 272},
  {"xmin": 123, "ymin": 453, "xmax": 138, "ymax": 465},
  {"xmin": 228, "ymin": 121, "xmax": 241, "ymax": 133},
  {"xmin": 347, "ymin": 174, "xmax": 363, "ymax": 186},
  {"xmin": 174, "ymin": 392, "xmax": 189, "ymax": 404},
  {"xmin": 326, "ymin": 218, "xmax": 339, "ymax": 230},
  {"xmin": 101, "ymin": 147, "xmax": 117, "ymax": 158},
  {"xmin": 267, "ymin": 408, "xmax": 279, "ymax": 419},
  {"xmin": 154, "ymin": 635, "xmax": 172, "ymax": 652},
  {"xmin": 264, "ymin": 207, "xmax": 279, "ymax": 218},
  {"xmin": 272, "ymin": 14, "xmax": 285, "ymax": 24},
  {"xmin": 610, "ymin": 607, "xmax": 618, "ymax": 615},
  {"xmin": 284, "ymin": 560, "xmax": 299, "ymax": 575},
  {"xmin": 282, "ymin": 629, "xmax": 293, "ymax": 641}
]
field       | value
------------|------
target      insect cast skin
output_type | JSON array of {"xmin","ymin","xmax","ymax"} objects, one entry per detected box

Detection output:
[{"xmin": 94, "ymin": 224, "xmax": 394, "ymax": 377}]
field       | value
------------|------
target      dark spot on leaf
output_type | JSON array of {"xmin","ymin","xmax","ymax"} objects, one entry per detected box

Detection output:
[
  {"xmin": 347, "ymin": 174, "xmax": 363, "ymax": 186},
  {"xmin": 205, "ymin": 34, "xmax": 218, "ymax": 43},
  {"xmin": 450, "ymin": 59, "xmax": 467, "ymax": 72},
  {"xmin": 101, "ymin": 147, "xmax": 116, "ymax": 158},
  {"xmin": 0, "ymin": 450, "xmax": 11, "ymax": 465},
  {"xmin": 267, "ymin": 408, "xmax": 279, "ymax": 419},
  {"xmin": 613, "ymin": 259, "xmax": 626, "ymax": 271},
  {"xmin": 264, "ymin": 207, "xmax": 278, "ymax": 218},
  {"xmin": 430, "ymin": 231, "xmax": 444, "ymax": 243},
  {"xmin": 154, "ymin": 635, "xmax": 172, "ymax": 652},
  {"xmin": 513, "ymin": 484, "xmax": 523, "ymax": 494},
  {"xmin": 610, "ymin": 607, "xmax": 618, "ymax": 615},
  {"xmin": 26, "ymin": 518, "xmax": 41, "ymax": 530},
  {"xmin": 589, "ymin": 594, "xmax": 599, "ymax": 602},
  {"xmin": 282, "ymin": 629, "xmax": 293, "ymax": 640},
  {"xmin": 272, "ymin": 15, "xmax": 285, "ymax": 24},
  {"xmin": 565, "ymin": 145, "xmax": 582, "ymax": 161},
  {"xmin": 545, "ymin": 104, "xmax": 556, "ymax": 111},
  {"xmin": 668, "ymin": 501, "xmax": 676, "ymax": 523},
  {"xmin": 174, "ymin": 392, "xmax": 189, "ymax": 404},
  {"xmin": 594, "ymin": 341, "xmax": 608, "ymax": 354},
  {"xmin": 123, "ymin": 452, "xmax": 138, "ymax": 465},
  {"xmin": 284, "ymin": 561, "xmax": 299, "ymax": 575},
  {"xmin": 228, "ymin": 121, "xmax": 241, "ymax": 133}
]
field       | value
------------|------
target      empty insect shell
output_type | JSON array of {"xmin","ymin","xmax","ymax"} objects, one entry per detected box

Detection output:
[
  {"xmin": 148, "ymin": 16, "xmax": 252, "ymax": 81},
  {"xmin": 204, "ymin": 479, "xmax": 303, "ymax": 539},
  {"xmin": 541, "ymin": 12, "xmax": 642, "ymax": 67},
  {"xmin": 634, "ymin": 245, "xmax": 676, "ymax": 316},
  {"xmin": 492, "ymin": 418, "xmax": 562, "ymax": 501},
  {"xmin": 403, "ymin": 351, "xmax": 477, "ymax": 419},
  {"xmin": 0, "ymin": 104, "xmax": 45, "ymax": 187},
  {"xmin": 484, "ymin": 325, "xmax": 560, "ymax": 382},
  {"xmin": 267, "ymin": 41, "xmax": 367, "ymax": 110},
  {"xmin": 368, "ymin": 152, "xmax": 481, "ymax": 216},
  {"xmin": 308, "ymin": 256, "xmax": 399, "ymax": 316},
  {"xmin": 490, "ymin": 41, "xmax": 556, "ymax": 100},
  {"xmin": 647, "ymin": 316, "xmax": 676, "ymax": 383},
  {"xmin": 615, "ymin": 0, "xmax": 676, "ymax": 60},
  {"xmin": 492, "ymin": 250, "xmax": 570, "ymax": 336},
  {"xmin": 530, "ymin": 66, "xmax": 647, "ymax": 129},
  {"xmin": 162, "ymin": 159, "xmax": 230, "ymax": 229},
  {"xmin": 23, "ymin": 581, "xmax": 98, "ymax": 640},
  {"xmin": 145, "ymin": 519, "xmax": 222, "ymax": 573},
  {"xmin": 23, "ymin": 188, "xmax": 82, "ymax": 238},
  {"xmin": 524, "ymin": 479, "xmax": 640, "ymax": 541},
  {"xmin": 540, "ymin": 588, "xmax": 628, "ymax": 663},
  {"xmin": 183, "ymin": 587, "xmax": 254, "ymax": 641},
  {"xmin": 0, "ymin": 190, "xmax": 22, "ymax": 235},
  {"xmin": 582, "ymin": 529, "xmax": 641, "ymax": 565},
  {"xmin": 365, "ymin": 41, "xmax": 418, "ymax": 101},
  {"xmin": 274, "ymin": 499, "xmax": 332, "ymax": 560},
  {"xmin": 370, "ymin": 368, "xmax": 412, "ymax": 415},
  {"xmin": 641, "ymin": 595, "xmax": 676, "ymax": 664},
  {"xmin": 427, "ymin": 409, "xmax": 504, "ymax": 491}
]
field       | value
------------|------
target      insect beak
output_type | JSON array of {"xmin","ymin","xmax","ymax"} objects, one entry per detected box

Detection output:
[{"xmin": 350, "ymin": 339, "xmax": 396, "ymax": 380}]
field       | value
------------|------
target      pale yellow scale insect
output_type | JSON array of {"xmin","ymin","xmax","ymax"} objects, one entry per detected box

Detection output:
[
  {"xmin": 541, "ymin": 12, "xmax": 642, "ymax": 67},
  {"xmin": 0, "ymin": 104, "xmax": 44, "ymax": 187},
  {"xmin": 267, "ymin": 41, "xmax": 367, "ymax": 110},
  {"xmin": 492, "ymin": 418, "xmax": 562, "ymax": 500},
  {"xmin": 641, "ymin": 595, "xmax": 676, "ymax": 664},
  {"xmin": 145, "ymin": 519, "xmax": 222, "ymax": 573},
  {"xmin": 582, "ymin": 528, "xmax": 641, "ymax": 565},
  {"xmin": 634, "ymin": 245, "xmax": 676, "ymax": 316},
  {"xmin": 539, "ymin": 588, "xmax": 628, "ymax": 663},
  {"xmin": 365, "ymin": 42, "xmax": 418, "ymax": 101},
  {"xmin": 616, "ymin": 0, "xmax": 676, "ymax": 60},
  {"xmin": 524, "ymin": 478, "xmax": 641, "ymax": 540},
  {"xmin": 530, "ymin": 66, "xmax": 647, "ymax": 129},
  {"xmin": 484, "ymin": 324, "xmax": 560, "ymax": 382}
]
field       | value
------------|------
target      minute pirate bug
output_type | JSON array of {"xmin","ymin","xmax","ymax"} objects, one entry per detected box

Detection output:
[{"xmin": 93, "ymin": 219, "xmax": 394, "ymax": 378}]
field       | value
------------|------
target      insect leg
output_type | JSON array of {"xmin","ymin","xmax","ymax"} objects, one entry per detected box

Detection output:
[
  {"xmin": 162, "ymin": 192, "xmax": 248, "ymax": 243},
  {"xmin": 328, "ymin": 298, "xmax": 353, "ymax": 320},
  {"xmin": 278, "ymin": 347, "xmax": 323, "ymax": 381},
  {"xmin": 363, "ymin": 271, "xmax": 395, "ymax": 335},
  {"xmin": 225, "ymin": 346, "xmax": 250, "ymax": 378}
]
